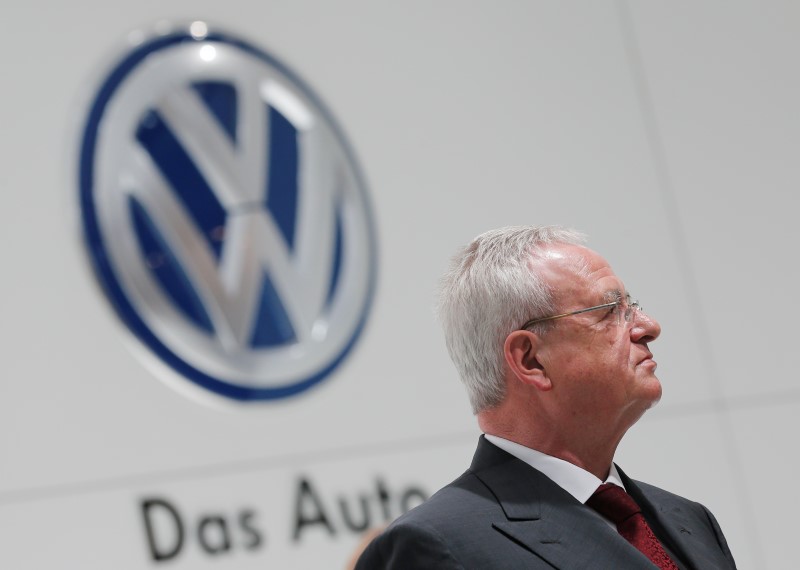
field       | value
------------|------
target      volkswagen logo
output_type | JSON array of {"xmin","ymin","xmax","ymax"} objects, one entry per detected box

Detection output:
[{"xmin": 79, "ymin": 23, "xmax": 377, "ymax": 401}]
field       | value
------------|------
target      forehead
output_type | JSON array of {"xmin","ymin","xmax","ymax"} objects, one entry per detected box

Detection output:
[{"xmin": 531, "ymin": 243, "xmax": 623, "ymax": 302}]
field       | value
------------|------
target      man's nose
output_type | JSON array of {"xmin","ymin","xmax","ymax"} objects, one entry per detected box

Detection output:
[{"xmin": 631, "ymin": 309, "xmax": 661, "ymax": 343}]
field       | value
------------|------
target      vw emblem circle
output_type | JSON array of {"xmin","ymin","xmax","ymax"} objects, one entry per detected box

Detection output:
[{"xmin": 79, "ymin": 24, "xmax": 377, "ymax": 401}]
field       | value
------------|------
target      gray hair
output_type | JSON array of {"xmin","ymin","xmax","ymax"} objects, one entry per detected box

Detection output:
[{"xmin": 436, "ymin": 225, "xmax": 586, "ymax": 414}]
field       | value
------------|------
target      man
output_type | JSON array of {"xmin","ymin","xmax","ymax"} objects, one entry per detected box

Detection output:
[{"xmin": 356, "ymin": 226, "xmax": 736, "ymax": 569}]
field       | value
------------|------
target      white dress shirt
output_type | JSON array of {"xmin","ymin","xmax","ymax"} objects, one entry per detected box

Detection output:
[{"xmin": 484, "ymin": 434, "xmax": 625, "ymax": 527}]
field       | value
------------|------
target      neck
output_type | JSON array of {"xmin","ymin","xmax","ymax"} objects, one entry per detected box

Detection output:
[{"xmin": 479, "ymin": 406, "xmax": 625, "ymax": 480}]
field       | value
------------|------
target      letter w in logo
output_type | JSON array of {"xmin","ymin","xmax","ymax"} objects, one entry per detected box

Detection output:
[{"xmin": 127, "ymin": 79, "xmax": 343, "ymax": 354}]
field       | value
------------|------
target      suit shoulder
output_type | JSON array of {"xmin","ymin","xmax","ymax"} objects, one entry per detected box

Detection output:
[
  {"xmin": 356, "ymin": 468, "xmax": 520, "ymax": 569},
  {"xmin": 630, "ymin": 478, "xmax": 717, "ymax": 524},
  {"xmin": 631, "ymin": 478, "xmax": 737, "ymax": 568},
  {"xmin": 355, "ymin": 518, "xmax": 466, "ymax": 569},
  {"xmin": 389, "ymin": 468, "xmax": 497, "ymax": 529},
  {"xmin": 354, "ymin": 471, "xmax": 486, "ymax": 570},
  {"xmin": 631, "ymin": 479, "xmax": 706, "ymax": 512},
  {"xmin": 355, "ymin": 469, "xmax": 502, "ymax": 567}
]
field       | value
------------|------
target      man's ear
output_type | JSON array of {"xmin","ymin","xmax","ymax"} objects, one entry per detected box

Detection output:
[{"xmin": 503, "ymin": 330, "xmax": 552, "ymax": 391}]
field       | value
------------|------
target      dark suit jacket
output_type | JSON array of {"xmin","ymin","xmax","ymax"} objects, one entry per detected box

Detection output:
[{"xmin": 356, "ymin": 437, "xmax": 736, "ymax": 569}]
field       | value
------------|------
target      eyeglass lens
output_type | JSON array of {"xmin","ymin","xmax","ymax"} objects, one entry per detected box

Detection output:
[{"xmin": 620, "ymin": 295, "xmax": 640, "ymax": 323}]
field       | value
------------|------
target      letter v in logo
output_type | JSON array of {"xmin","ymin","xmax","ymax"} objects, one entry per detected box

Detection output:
[{"xmin": 79, "ymin": 24, "xmax": 376, "ymax": 401}]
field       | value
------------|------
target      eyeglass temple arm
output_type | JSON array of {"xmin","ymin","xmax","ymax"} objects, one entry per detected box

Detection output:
[{"xmin": 521, "ymin": 301, "xmax": 618, "ymax": 329}]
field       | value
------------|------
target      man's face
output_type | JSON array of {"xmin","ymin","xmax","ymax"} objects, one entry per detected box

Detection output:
[{"xmin": 532, "ymin": 243, "xmax": 663, "ymax": 430}]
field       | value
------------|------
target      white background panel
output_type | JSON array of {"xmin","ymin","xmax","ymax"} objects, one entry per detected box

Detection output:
[
  {"xmin": 729, "ymin": 401, "xmax": 800, "ymax": 570},
  {"xmin": 627, "ymin": 1, "xmax": 800, "ymax": 401}
]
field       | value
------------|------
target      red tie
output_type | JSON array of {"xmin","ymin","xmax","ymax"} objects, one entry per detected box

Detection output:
[{"xmin": 587, "ymin": 483, "xmax": 679, "ymax": 570}]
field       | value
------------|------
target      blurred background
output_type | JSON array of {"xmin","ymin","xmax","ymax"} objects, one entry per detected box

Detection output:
[{"xmin": 1, "ymin": 1, "xmax": 797, "ymax": 568}]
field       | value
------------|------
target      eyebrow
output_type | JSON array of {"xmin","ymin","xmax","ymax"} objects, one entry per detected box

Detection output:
[{"xmin": 603, "ymin": 288, "xmax": 624, "ymax": 303}]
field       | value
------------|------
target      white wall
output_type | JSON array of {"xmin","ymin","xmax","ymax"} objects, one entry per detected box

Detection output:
[{"xmin": 1, "ymin": 1, "xmax": 795, "ymax": 568}]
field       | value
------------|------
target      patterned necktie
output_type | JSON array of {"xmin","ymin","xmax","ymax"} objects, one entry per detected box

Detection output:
[{"xmin": 586, "ymin": 483, "xmax": 679, "ymax": 570}]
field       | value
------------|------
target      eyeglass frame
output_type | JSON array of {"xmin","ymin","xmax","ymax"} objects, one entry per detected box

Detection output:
[{"xmin": 520, "ymin": 293, "xmax": 641, "ymax": 331}]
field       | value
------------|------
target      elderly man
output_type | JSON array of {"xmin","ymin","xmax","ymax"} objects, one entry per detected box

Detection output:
[{"xmin": 356, "ymin": 226, "xmax": 736, "ymax": 569}]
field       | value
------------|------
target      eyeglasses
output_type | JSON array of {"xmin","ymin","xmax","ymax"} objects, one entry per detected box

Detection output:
[{"xmin": 520, "ymin": 293, "xmax": 641, "ymax": 330}]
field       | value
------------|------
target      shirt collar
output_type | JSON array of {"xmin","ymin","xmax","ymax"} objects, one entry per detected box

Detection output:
[{"xmin": 484, "ymin": 434, "xmax": 625, "ymax": 504}]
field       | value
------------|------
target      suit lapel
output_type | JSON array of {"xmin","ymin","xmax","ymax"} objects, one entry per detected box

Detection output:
[{"xmin": 471, "ymin": 438, "xmax": 656, "ymax": 569}]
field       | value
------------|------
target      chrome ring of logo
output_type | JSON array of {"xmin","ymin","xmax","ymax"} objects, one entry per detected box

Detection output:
[{"xmin": 79, "ymin": 23, "xmax": 377, "ymax": 401}]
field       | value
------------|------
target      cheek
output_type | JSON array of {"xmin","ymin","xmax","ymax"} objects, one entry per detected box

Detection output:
[
  {"xmin": 608, "ymin": 336, "xmax": 633, "ymax": 365},
  {"xmin": 590, "ymin": 336, "xmax": 629, "ymax": 370}
]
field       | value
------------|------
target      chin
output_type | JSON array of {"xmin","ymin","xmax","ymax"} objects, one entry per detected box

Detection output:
[
  {"xmin": 645, "ymin": 381, "xmax": 663, "ymax": 409},
  {"xmin": 635, "ymin": 375, "xmax": 663, "ymax": 409},
  {"xmin": 645, "ymin": 393, "xmax": 662, "ymax": 410}
]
